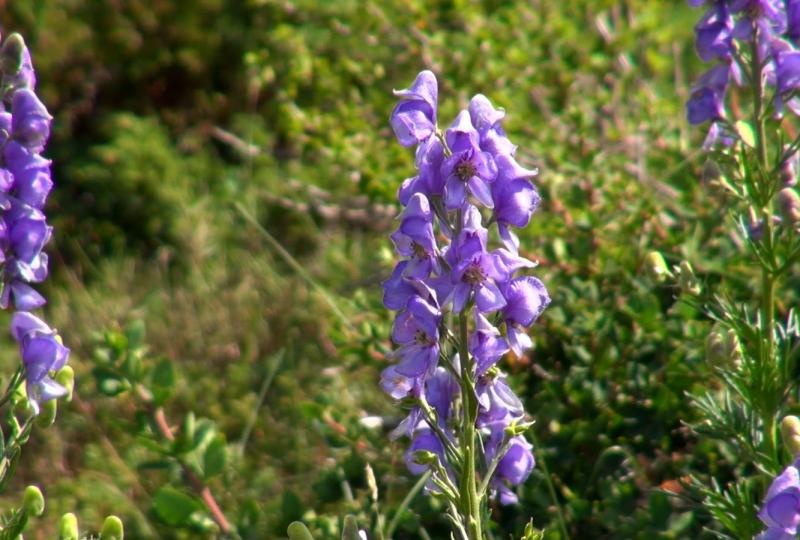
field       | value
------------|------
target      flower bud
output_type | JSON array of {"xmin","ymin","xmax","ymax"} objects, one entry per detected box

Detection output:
[
  {"xmin": 782, "ymin": 415, "xmax": 800, "ymax": 456},
  {"xmin": 59, "ymin": 513, "xmax": 79, "ymax": 540},
  {"xmin": 0, "ymin": 33, "xmax": 25, "ymax": 75},
  {"xmin": 778, "ymin": 188, "xmax": 800, "ymax": 225},
  {"xmin": 55, "ymin": 366, "xmax": 75, "ymax": 402},
  {"xmin": 412, "ymin": 450, "xmax": 439, "ymax": 466},
  {"xmin": 99, "ymin": 515, "xmax": 124, "ymax": 540},
  {"xmin": 36, "ymin": 398, "xmax": 57, "ymax": 428},
  {"xmin": 23, "ymin": 485, "xmax": 45, "ymax": 516},
  {"xmin": 644, "ymin": 251, "xmax": 671, "ymax": 283},
  {"xmin": 287, "ymin": 521, "xmax": 316, "ymax": 540},
  {"xmin": 678, "ymin": 261, "xmax": 701, "ymax": 296},
  {"xmin": 706, "ymin": 326, "xmax": 741, "ymax": 366}
]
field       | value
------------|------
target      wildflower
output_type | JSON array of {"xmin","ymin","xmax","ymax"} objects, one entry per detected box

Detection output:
[
  {"xmin": 385, "ymin": 71, "xmax": 548, "ymax": 509},
  {"xmin": 10, "ymin": 312, "xmax": 69, "ymax": 413},
  {"xmin": 0, "ymin": 33, "xmax": 66, "ymax": 413},
  {"xmin": 757, "ymin": 458, "xmax": 800, "ymax": 539},
  {"xmin": 441, "ymin": 111, "xmax": 498, "ymax": 209},
  {"xmin": 390, "ymin": 70, "xmax": 438, "ymax": 147}
]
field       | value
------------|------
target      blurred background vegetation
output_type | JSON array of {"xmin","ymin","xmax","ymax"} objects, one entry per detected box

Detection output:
[{"xmin": 0, "ymin": 0, "xmax": 792, "ymax": 538}]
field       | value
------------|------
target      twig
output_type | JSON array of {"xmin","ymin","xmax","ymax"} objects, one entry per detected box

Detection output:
[{"xmin": 151, "ymin": 406, "xmax": 233, "ymax": 534}]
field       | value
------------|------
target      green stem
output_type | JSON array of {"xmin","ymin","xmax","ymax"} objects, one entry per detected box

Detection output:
[
  {"xmin": 751, "ymin": 36, "xmax": 777, "ymax": 464},
  {"xmin": 458, "ymin": 310, "xmax": 482, "ymax": 540},
  {"xmin": 531, "ymin": 431, "xmax": 569, "ymax": 540},
  {"xmin": 384, "ymin": 469, "xmax": 430, "ymax": 540}
]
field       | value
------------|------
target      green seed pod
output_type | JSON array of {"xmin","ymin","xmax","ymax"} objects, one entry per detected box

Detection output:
[
  {"xmin": 287, "ymin": 521, "xmax": 316, "ymax": 540},
  {"xmin": 55, "ymin": 366, "xmax": 75, "ymax": 402},
  {"xmin": 36, "ymin": 399, "xmax": 58, "ymax": 428},
  {"xmin": 99, "ymin": 515, "xmax": 124, "ymax": 540},
  {"xmin": 644, "ymin": 251, "xmax": 671, "ymax": 283},
  {"xmin": 22, "ymin": 485, "xmax": 44, "ymax": 516},
  {"xmin": 778, "ymin": 188, "xmax": 800, "ymax": 225},
  {"xmin": 782, "ymin": 416, "xmax": 800, "ymax": 456},
  {"xmin": 0, "ymin": 33, "xmax": 25, "ymax": 75},
  {"xmin": 705, "ymin": 327, "xmax": 726, "ymax": 365},
  {"xmin": 58, "ymin": 513, "xmax": 79, "ymax": 540},
  {"xmin": 678, "ymin": 261, "xmax": 701, "ymax": 296}
]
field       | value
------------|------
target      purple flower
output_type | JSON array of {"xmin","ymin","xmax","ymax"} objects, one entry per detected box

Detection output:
[
  {"xmin": 425, "ymin": 367, "xmax": 459, "ymax": 426},
  {"xmin": 758, "ymin": 458, "xmax": 800, "ymax": 538},
  {"xmin": 390, "ymin": 71, "xmax": 438, "ymax": 147},
  {"xmin": 492, "ymin": 154, "xmax": 540, "ymax": 252},
  {"xmin": 390, "ymin": 193, "xmax": 438, "ymax": 279},
  {"xmin": 687, "ymin": 64, "xmax": 730, "ymax": 124},
  {"xmin": 775, "ymin": 46, "xmax": 800, "ymax": 96},
  {"xmin": 11, "ymin": 89, "xmax": 51, "ymax": 152},
  {"xmin": 391, "ymin": 295, "xmax": 441, "ymax": 377},
  {"xmin": 398, "ymin": 137, "xmax": 445, "ymax": 206},
  {"xmin": 789, "ymin": 0, "xmax": 800, "ymax": 41},
  {"xmin": 441, "ymin": 111, "xmax": 498, "ymax": 209},
  {"xmin": 501, "ymin": 276, "xmax": 550, "ymax": 356},
  {"xmin": 449, "ymin": 249, "xmax": 508, "ymax": 313},
  {"xmin": 380, "ymin": 364, "xmax": 419, "ymax": 400},
  {"xmin": 694, "ymin": 1, "xmax": 734, "ymax": 61},
  {"xmin": 468, "ymin": 94, "xmax": 517, "ymax": 158},
  {"xmin": 469, "ymin": 313, "xmax": 509, "ymax": 375},
  {"xmin": 10, "ymin": 312, "xmax": 69, "ymax": 413},
  {"xmin": 486, "ymin": 433, "xmax": 535, "ymax": 505},
  {"xmin": 476, "ymin": 374, "xmax": 524, "ymax": 426}
]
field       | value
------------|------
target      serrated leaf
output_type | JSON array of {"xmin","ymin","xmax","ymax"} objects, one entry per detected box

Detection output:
[{"xmin": 152, "ymin": 487, "xmax": 202, "ymax": 526}]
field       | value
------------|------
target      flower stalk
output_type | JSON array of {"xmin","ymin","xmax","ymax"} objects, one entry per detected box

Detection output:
[{"xmin": 383, "ymin": 71, "xmax": 550, "ymax": 538}]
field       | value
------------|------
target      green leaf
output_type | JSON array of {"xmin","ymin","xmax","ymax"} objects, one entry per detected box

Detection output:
[
  {"xmin": 734, "ymin": 120, "xmax": 756, "ymax": 148},
  {"xmin": 150, "ymin": 359, "xmax": 176, "ymax": 405},
  {"xmin": 125, "ymin": 319, "xmax": 146, "ymax": 347},
  {"xmin": 152, "ymin": 487, "xmax": 202, "ymax": 526},
  {"xmin": 92, "ymin": 367, "xmax": 129, "ymax": 397},
  {"xmin": 203, "ymin": 436, "xmax": 226, "ymax": 479},
  {"xmin": 287, "ymin": 521, "xmax": 315, "ymax": 540}
]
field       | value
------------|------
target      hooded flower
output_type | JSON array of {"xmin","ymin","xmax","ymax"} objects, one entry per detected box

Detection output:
[
  {"xmin": 501, "ymin": 276, "xmax": 551, "ymax": 357},
  {"xmin": 10, "ymin": 312, "xmax": 69, "ymax": 413},
  {"xmin": 390, "ymin": 71, "xmax": 438, "ymax": 147},
  {"xmin": 758, "ymin": 458, "xmax": 800, "ymax": 539},
  {"xmin": 441, "ymin": 111, "xmax": 498, "ymax": 210}
]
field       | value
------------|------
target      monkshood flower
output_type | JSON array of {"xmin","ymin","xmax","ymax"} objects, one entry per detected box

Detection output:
[
  {"xmin": 441, "ymin": 111, "xmax": 498, "ymax": 210},
  {"xmin": 390, "ymin": 70, "xmax": 437, "ymax": 148},
  {"xmin": 0, "ymin": 33, "xmax": 67, "ymax": 414},
  {"xmin": 757, "ymin": 457, "xmax": 800, "ymax": 539},
  {"xmin": 10, "ymin": 312, "xmax": 69, "ymax": 413},
  {"xmin": 485, "ymin": 430, "xmax": 535, "ymax": 505},
  {"xmin": 687, "ymin": 64, "xmax": 730, "ymax": 125},
  {"xmin": 502, "ymin": 276, "xmax": 550, "ymax": 357},
  {"xmin": 384, "ymin": 70, "xmax": 549, "ymax": 519},
  {"xmin": 390, "ymin": 193, "xmax": 439, "ymax": 279},
  {"xmin": 389, "ymin": 292, "xmax": 441, "ymax": 378}
]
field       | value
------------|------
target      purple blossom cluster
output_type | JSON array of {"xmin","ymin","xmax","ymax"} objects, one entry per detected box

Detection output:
[
  {"xmin": 757, "ymin": 457, "xmax": 800, "ymax": 540},
  {"xmin": 382, "ymin": 71, "xmax": 549, "ymax": 504},
  {"xmin": 687, "ymin": 0, "xmax": 800, "ymax": 141},
  {"xmin": 0, "ymin": 34, "xmax": 68, "ymax": 412}
]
